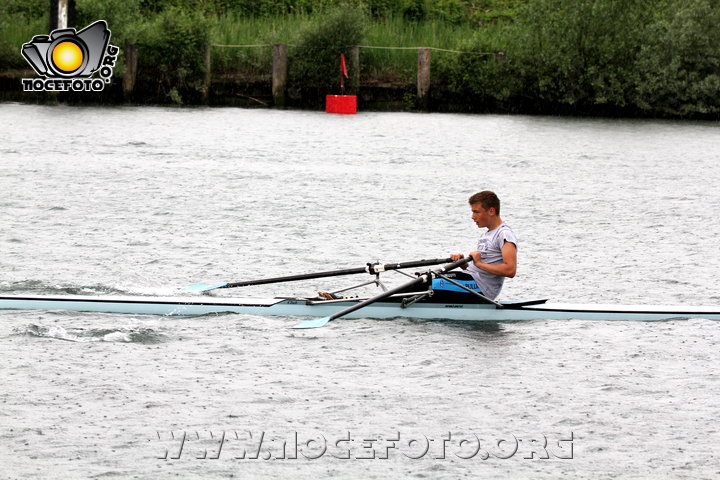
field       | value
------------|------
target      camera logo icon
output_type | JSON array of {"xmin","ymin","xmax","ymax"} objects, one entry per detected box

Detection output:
[{"xmin": 21, "ymin": 20, "xmax": 119, "ymax": 92}]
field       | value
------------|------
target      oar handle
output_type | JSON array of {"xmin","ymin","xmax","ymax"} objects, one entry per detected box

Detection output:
[
  {"xmin": 437, "ymin": 256, "xmax": 473, "ymax": 273},
  {"xmin": 367, "ymin": 257, "xmax": 453, "ymax": 274}
]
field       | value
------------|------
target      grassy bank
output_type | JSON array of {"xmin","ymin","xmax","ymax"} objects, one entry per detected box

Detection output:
[
  {"xmin": 209, "ymin": 13, "xmax": 485, "ymax": 81},
  {"xmin": 3, "ymin": 0, "xmax": 720, "ymax": 118}
]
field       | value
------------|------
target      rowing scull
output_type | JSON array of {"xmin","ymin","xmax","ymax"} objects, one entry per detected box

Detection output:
[
  {"xmin": 1, "ymin": 293, "xmax": 719, "ymax": 322},
  {"xmin": 3, "ymin": 257, "xmax": 719, "ymax": 324}
]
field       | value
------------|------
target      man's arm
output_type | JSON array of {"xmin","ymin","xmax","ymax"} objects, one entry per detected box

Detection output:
[{"xmin": 468, "ymin": 241, "xmax": 517, "ymax": 278}]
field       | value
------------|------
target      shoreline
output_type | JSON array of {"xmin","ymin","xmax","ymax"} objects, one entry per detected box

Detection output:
[{"xmin": 3, "ymin": 71, "xmax": 714, "ymax": 120}]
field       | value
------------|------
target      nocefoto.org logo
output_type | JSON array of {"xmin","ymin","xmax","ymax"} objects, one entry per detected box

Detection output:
[{"xmin": 21, "ymin": 20, "xmax": 119, "ymax": 92}]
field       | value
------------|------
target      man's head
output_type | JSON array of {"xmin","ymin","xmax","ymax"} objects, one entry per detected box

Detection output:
[{"xmin": 468, "ymin": 190, "xmax": 500, "ymax": 229}]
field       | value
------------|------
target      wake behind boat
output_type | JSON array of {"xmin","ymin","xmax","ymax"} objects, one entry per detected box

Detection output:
[{"xmin": 1, "ymin": 257, "xmax": 719, "ymax": 325}]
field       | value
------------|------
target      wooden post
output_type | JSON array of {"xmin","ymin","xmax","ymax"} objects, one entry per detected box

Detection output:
[
  {"xmin": 203, "ymin": 43, "xmax": 212, "ymax": 103},
  {"xmin": 50, "ymin": 0, "xmax": 76, "ymax": 30},
  {"xmin": 272, "ymin": 44, "xmax": 288, "ymax": 108},
  {"xmin": 123, "ymin": 44, "xmax": 138, "ymax": 100},
  {"xmin": 349, "ymin": 45, "xmax": 360, "ymax": 94},
  {"xmin": 417, "ymin": 47, "xmax": 431, "ymax": 110}
]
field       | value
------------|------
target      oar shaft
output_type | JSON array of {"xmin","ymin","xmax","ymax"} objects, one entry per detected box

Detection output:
[
  {"xmin": 326, "ymin": 276, "xmax": 426, "ymax": 321},
  {"xmin": 324, "ymin": 256, "xmax": 472, "ymax": 322},
  {"xmin": 220, "ymin": 257, "xmax": 453, "ymax": 289}
]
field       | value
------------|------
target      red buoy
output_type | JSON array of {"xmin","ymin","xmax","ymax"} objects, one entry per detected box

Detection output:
[
  {"xmin": 326, "ymin": 94, "xmax": 357, "ymax": 114},
  {"xmin": 326, "ymin": 53, "xmax": 357, "ymax": 114}
]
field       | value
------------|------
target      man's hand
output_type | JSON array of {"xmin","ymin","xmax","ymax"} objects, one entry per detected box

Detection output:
[{"xmin": 450, "ymin": 252, "xmax": 472, "ymax": 269}]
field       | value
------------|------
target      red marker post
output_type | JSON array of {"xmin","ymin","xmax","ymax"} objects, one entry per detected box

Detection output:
[{"xmin": 326, "ymin": 53, "xmax": 357, "ymax": 114}]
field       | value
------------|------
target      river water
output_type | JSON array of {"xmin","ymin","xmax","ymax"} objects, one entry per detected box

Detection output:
[{"xmin": 1, "ymin": 103, "xmax": 719, "ymax": 479}]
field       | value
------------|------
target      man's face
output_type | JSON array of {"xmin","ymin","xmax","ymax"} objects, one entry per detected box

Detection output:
[{"xmin": 470, "ymin": 203, "xmax": 494, "ymax": 229}]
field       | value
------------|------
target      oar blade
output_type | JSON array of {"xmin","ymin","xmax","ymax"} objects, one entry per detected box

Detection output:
[
  {"xmin": 184, "ymin": 283, "xmax": 228, "ymax": 293},
  {"xmin": 292, "ymin": 316, "xmax": 332, "ymax": 329}
]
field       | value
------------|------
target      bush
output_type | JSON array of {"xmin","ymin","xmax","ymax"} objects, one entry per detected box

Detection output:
[
  {"xmin": 634, "ymin": 0, "xmax": 720, "ymax": 117},
  {"xmin": 289, "ymin": 5, "xmax": 366, "ymax": 96},
  {"xmin": 511, "ymin": 0, "xmax": 651, "ymax": 114},
  {"xmin": 136, "ymin": 6, "xmax": 211, "ymax": 103},
  {"xmin": 76, "ymin": 0, "xmax": 143, "ymax": 45},
  {"xmin": 441, "ymin": 25, "xmax": 522, "ymax": 111}
]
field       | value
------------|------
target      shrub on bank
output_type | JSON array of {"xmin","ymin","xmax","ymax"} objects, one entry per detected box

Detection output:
[
  {"xmin": 443, "ymin": 0, "xmax": 720, "ymax": 118},
  {"xmin": 289, "ymin": 5, "xmax": 366, "ymax": 99},
  {"xmin": 634, "ymin": 0, "xmax": 720, "ymax": 117},
  {"xmin": 136, "ymin": 7, "xmax": 211, "ymax": 104}
]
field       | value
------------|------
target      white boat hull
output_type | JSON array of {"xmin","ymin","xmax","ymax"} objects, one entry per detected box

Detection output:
[{"xmin": 2, "ymin": 294, "xmax": 720, "ymax": 322}]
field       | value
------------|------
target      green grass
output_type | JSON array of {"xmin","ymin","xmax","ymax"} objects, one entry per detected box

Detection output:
[
  {"xmin": 208, "ymin": 13, "xmax": 495, "ymax": 82},
  {"xmin": 208, "ymin": 13, "xmax": 316, "ymax": 76},
  {"xmin": 0, "ymin": 14, "xmax": 48, "ymax": 68},
  {"xmin": 2, "ymin": 11, "xmax": 503, "ymax": 88},
  {"xmin": 362, "ymin": 15, "xmax": 481, "ymax": 80},
  {"xmin": 0, "ymin": 10, "xmax": 494, "ymax": 82}
]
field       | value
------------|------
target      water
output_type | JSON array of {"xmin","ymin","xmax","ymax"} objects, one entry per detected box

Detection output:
[{"xmin": 1, "ymin": 103, "xmax": 719, "ymax": 479}]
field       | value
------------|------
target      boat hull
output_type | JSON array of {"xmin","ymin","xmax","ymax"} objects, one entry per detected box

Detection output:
[{"xmin": 1, "ymin": 294, "xmax": 720, "ymax": 322}]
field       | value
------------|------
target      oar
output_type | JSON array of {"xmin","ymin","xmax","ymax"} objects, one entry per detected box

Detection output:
[
  {"xmin": 292, "ymin": 256, "xmax": 472, "ymax": 329},
  {"xmin": 184, "ymin": 257, "xmax": 453, "ymax": 292}
]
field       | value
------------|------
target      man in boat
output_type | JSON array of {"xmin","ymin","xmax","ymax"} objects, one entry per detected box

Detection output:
[{"xmin": 450, "ymin": 190, "xmax": 517, "ymax": 300}]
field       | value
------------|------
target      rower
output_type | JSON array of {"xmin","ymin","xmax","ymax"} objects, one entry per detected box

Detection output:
[{"xmin": 450, "ymin": 190, "xmax": 518, "ymax": 300}]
